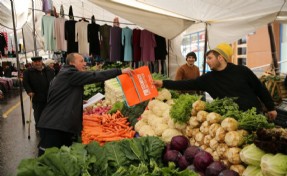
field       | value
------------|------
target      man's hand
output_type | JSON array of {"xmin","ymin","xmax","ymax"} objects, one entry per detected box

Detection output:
[
  {"xmin": 121, "ymin": 68, "xmax": 132, "ymax": 74},
  {"xmin": 267, "ymin": 110, "xmax": 277, "ymax": 121},
  {"xmin": 153, "ymin": 80, "xmax": 163, "ymax": 88},
  {"xmin": 28, "ymin": 92, "xmax": 34, "ymax": 98}
]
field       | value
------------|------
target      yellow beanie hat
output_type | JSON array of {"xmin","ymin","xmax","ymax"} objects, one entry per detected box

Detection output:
[{"xmin": 211, "ymin": 43, "xmax": 233, "ymax": 62}]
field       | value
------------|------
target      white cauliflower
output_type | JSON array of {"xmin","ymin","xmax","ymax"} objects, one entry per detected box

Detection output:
[
  {"xmin": 162, "ymin": 110, "xmax": 170, "ymax": 124},
  {"xmin": 149, "ymin": 117, "xmax": 164, "ymax": 129},
  {"xmin": 209, "ymin": 138, "xmax": 219, "ymax": 150},
  {"xmin": 161, "ymin": 128, "xmax": 182, "ymax": 143},
  {"xmin": 138, "ymin": 125, "xmax": 155, "ymax": 137},
  {"xmin": 154, "ymin": 123, "xmax": 169, "ymax": 136},
  {"xmin": 155, "ymin": 88, "xmax": 171, "ymax": 101},
  {"xmin": 216, "ymin": 143, "xmax": 229, "ymax": 159},
  {"xmin": 174, "ymin": 122, "xmax": 187, "ymax": 130},
  {"xmin": 166, "ymin": 99, "xmax": 175, "ymax": 106},
  {"xmin": 140, "ymin": 110, "xmax": 152, "ymax": 123},
  {"xmin": 192, "ymin": 100, "xmax": 206, "ymax": 112},
  {"xmin": 135, "ymin": 120, "xmax": 147, "ymax": 132},
  {"xmin": 150, "ymin": 100, "xmax": 170, "ymax": 117},
  {"xmin": 147, "ymin": 114, "xmax": 159, "ymax": 126}
]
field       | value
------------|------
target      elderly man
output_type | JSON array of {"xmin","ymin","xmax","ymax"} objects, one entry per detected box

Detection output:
[
  {"xmin": 23, "ymin": 56, "xmax": 55, "ymax": 127},
  {"xmin": 37, "ymin": 53, "xmax": 132, "ymax": 156}
]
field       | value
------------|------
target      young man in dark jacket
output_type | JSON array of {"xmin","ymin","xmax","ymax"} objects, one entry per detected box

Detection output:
[
  {"xmin": 37, "ymin": 53, "xmax": 132, "ymax": 156},
  {"xmin": 23, "ymin": 56, "xmax": 55, "ymax": 127},
  {"xmin": 154, "ymin": 43, "xmax": 277, "ymax": 120}
]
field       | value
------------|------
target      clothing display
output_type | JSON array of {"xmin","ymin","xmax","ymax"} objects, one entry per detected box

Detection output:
[
  {"xmin": 122, "ymin": 27, "xmax": 133, "ymax": 62},
  {"xmin": 0, "ymin": 32, "xmax": 7, "ymax": 56},
  {"xmin": 132, "ymin": 29, "xmax": 141, "ymax": 62},
  {"xmin": 163, "ymin": 63, "xmax": 275, "ymax": 112},
  {"xmin": 42, "ymin": 15, "xmax": 56, "ymax": 51},
  {"xmin": 88, "ymin": 22, "xmax": 101, "ymax": 56},
  {"xmin": 65, "ymin": 20, "xmax": 78, "ymax": 53},
  {"xmin": 140, "ymin": 29, "xmax": 156, "ymax": 61},
  {"xmin": 154, "ymin": 34, "xmax": 167, "ymax": 60},
  {"xmin": 54, "ymin": 17, "xmax": 67, "ymax": 51},
  {"xmin": 99, "ymin": 24, "xmax": 111, "ymax": 60},
  {"xmin": 42, "ymin": 0, "xmax": 53, "ymax": 13},
  {"xmin": 109, "ymin": 26, "xmax": 122, "ymax": 62},
  {"xmin": 75, "ymin": 20, "xmax": 89, "ymax": 55}
]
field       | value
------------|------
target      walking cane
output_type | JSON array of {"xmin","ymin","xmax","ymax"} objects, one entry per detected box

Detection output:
[{"xmin": 28, "ymin": 97, "xmax": 32, "ymax": 139}]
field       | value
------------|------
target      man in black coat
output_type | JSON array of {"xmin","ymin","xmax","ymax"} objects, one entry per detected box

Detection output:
[{"xmin": 23, "ymin": 56, "xmax": 55, "ymax": 127}]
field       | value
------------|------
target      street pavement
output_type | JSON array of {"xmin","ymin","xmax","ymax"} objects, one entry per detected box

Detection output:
[{"xmin": 0, "ymin": 88, "xmax": 39, "ymax": 176}]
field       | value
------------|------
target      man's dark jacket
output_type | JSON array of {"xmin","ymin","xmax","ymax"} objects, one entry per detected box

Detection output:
[
  {"xmin": 23, "ymin": 66, "xmax": 55, "ymax": 103},
  {"xmin": 37, "ymin": 65, "xmax": 122, "ymax": 134}
]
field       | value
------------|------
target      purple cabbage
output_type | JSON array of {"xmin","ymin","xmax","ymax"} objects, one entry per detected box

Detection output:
[
  {"xmin": 205, "ymin": 161, "xmax": 227, "ymax": 176},
  {"xmin": 193, "ymin": 151, "xmax": 214, "ymax": 172},
  {"xmin": 170, "ymin": 135, "xmax": 190, "ymax": 153},
  {"xmin": 184, "ymin": 145, "xmax": 201, "ymax": 164},
  {"xmin": 177, "ymin": 156, "xmax": 189, "ymax": 170},
  {"xmin": 163, "ymin": 150, "xmax": 182, "ymax": 165},
  {"xmin": 218, "ymin": 169, "xmax": 239, "ymax": 176}
]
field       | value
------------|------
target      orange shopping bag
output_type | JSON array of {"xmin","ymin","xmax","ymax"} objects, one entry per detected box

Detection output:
[{"xmin": 117, "ymin": 66, "xmax": 158, "ymax": 107}]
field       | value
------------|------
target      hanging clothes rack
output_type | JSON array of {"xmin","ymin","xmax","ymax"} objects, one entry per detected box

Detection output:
[{"xmin": 29, "ymin": 8, "xmax": 137, "ymax": 26}]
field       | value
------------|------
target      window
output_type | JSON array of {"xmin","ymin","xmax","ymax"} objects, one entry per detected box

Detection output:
[
  {"xmin": 237, "ymin": 47, "xmax": 246, "ymax": 55},
  {"xmin": 238, "ymin": 58, "xmax": 246, "ymax": 65},
  {"xmin": 181, "ymin": 31, "xmax": 209, "ymax": 73},
  {"xmin": 238, "ymin": 37, "xmax": 247, "ymax": 44}
]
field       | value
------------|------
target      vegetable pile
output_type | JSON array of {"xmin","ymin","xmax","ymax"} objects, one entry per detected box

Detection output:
[
  {"xmin": 82, "ymin": 111, "xmax": 136, "ymax": 145},
  {"xmin": 17, "ymin": 136, "xmax": 198, "ymax": 176},
  {"xmin": 240, "ymin": 143, "xmax": 287, "ymax": 175}
]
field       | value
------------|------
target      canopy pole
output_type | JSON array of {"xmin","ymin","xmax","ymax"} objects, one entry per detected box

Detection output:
[
  {"xmin": 268, "ymin": 23, "xmax": 279, "ymax": 75},
  {"xmin": 31, "ymin": 0, "xmax": 38, "ymax": 56},
  {"xmin": 167, "ymin": 39, "xmax": 170, "ymax": 77},
  {"xmin": 21, "ymin": 28, "xmax": 28, "ymax": 63},
  {"xmin": 202, "ymin": 23, "xmax": 208, "ymax": 74},
  {"xmin": 10, "ymin": 0, "xmax": 26, "ymax": 125}
]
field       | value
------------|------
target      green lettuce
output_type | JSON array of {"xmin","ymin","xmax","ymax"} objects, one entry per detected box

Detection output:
[
  {"xmin": 240, "ymin": 143, "xmax": 266, "ymax": 167},
  {"xmin": 261, "ymin": 153, "xmax": 287, "ymax": 176}
]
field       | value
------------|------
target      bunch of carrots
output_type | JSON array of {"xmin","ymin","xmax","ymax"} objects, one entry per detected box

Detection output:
[{"xmin": 82, "ymin": 110, "xmax": 136, "ymax": 145}]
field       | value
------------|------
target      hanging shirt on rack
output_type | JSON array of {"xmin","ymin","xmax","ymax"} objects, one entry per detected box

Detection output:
[
  {"xmin": 140, "ymin": 29, "xmax": 156, "ymax": 62},
  {"xmin": 42, "ymin": 15, "xmax": 56, "ymax": 51},
  {"xmin": 109, "ymin": 26, "xmax": 122, "ymax": 62},
  {"xmin": 0, "ymin": 33, "xmax": 7, "ymax": 56},
  {"xmin": 65, "ymin": 19, "xmax": 78, "ymax": 54},
  {"xmin": 132, "ymin": 28, "xmax": 141, "ymax": 62},
  {"xmin": 154, "ymin": 34, "xmax": 167, "ymax": 60},
  {"xmin": 75, "ymin": 20, "xmax": 89, "ymax": 55},
  {"xmin": 99, "ymin": 24, "xmax": 111, "ymax": 60},
  {"xmin": 122, "ymin": 27, "xmax": 133, "ymax": 62},
  {"xmin": 42, "ymin": 0, "xmax": 53, "ymax": 13},
  {"xmin": 54, "ymin": 17, "xmax": 67, "ymax": 51},
  {"xmin": 88, "ymin": 23, "xmax": 101, "ymax": 56}
]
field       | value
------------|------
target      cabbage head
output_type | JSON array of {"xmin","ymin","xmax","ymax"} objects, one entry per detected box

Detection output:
[
  {"xmin": 261, "ymin": 153, "xmax": 287, "ymax": 176},
  {"xmin": 240, "ymin": 144, "xmax": 265, "ymax": 167},
  {"xmin": 242, "ymin": 165, "xmax": 261, "ymax": 176}
]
